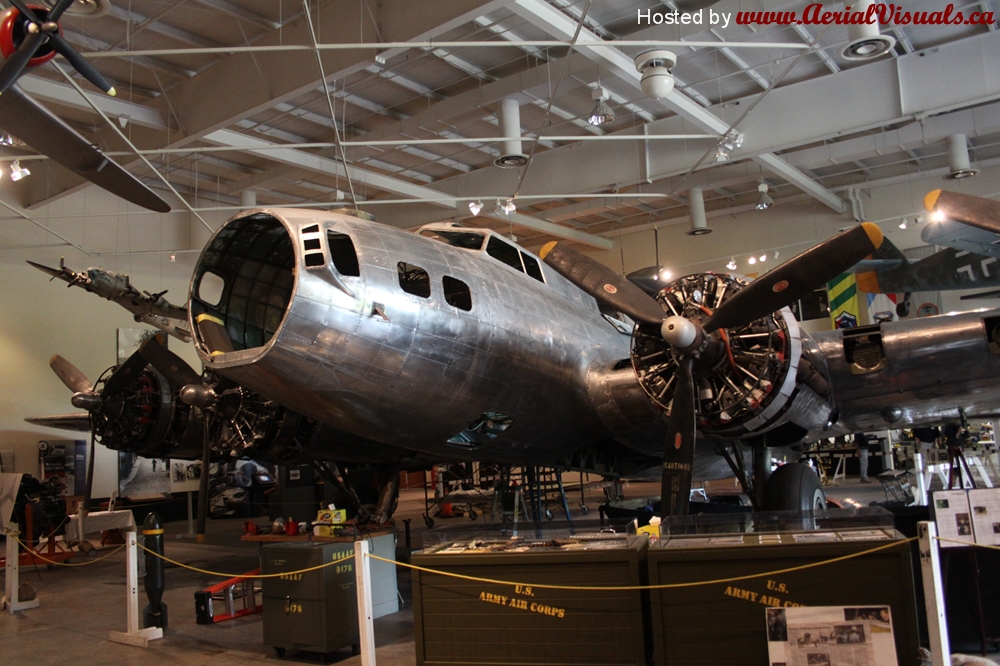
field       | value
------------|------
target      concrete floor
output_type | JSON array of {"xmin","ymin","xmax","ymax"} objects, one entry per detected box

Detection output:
[{"xmin": 0, "ymin": 475, "xmax": 994, "ymax": 666}]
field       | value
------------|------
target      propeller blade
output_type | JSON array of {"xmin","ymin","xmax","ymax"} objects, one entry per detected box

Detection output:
[
  {"xmin": 703, "ymin": 223, "xmax": 883, "ymax": 333},
  {"xmin": 49, "ymin": 34, "xmax": 115, "ymax": 95},
  {"xmin": 661, "ymin": 357, "xmax": 697, "ymax": 516},
  {"xmin": 139, "ymin": 335, "xmax": 202, "ymax": 388},
  {"xmin": 46, "ymin": 0, "xmax": 78, "ymax": 23},
  {"xmin": 8, "ymin": 1, "xmax": 40, "ymax": 23},
  {"xmin": 925, "ymin": 189, "xmax": 1000, "ymax": 234},
  {"xmin": 49, "ymin": 354, "xmax": 93, "ymax": 394},
  {"xmin": 0, "ymin": 30, "xmax": 44, "ymax": 95},
  {"xmin": 102, "ymin": 346, "xmax": 149, "ymax": 396},
  {"xmin": 540, "ymin": 241, "xmax": 666, "ymax": 325},
  {"xmin": 24, "ymin": 413, "xmax": 91, "ymax": 431}
]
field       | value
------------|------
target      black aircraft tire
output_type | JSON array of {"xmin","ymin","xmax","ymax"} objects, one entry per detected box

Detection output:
[
  {"xmin": 763, "ymin": 463, "xmax": 826, "ymax": 512},
  {"xmin": 896, "ymin": 301, "xmax": 910, "ymax": 318}
]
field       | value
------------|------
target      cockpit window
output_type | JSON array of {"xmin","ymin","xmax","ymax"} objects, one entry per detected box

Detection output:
[
  {"xmin": 398, "ymin": 262, "xmax": 431, "ymax": 298},
  {"xmin": 420, "ymin": 228, "xmax": 485, "ymax": 250},
  {"xmin": 486, "ymin": 236, "xmax": 524, "ymax": 273},
  {"xmin": 521, "ymin": 252, "xmax": 544, "ymax": 282},
  {"xmin": 327, "ymin": 231, "xmax": 360, "ymax": 276}
]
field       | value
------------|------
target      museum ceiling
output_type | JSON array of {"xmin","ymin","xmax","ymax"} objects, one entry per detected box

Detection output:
[{"xmin": 0, "ymin": 0, "xmax": 998, "ymax": 252}]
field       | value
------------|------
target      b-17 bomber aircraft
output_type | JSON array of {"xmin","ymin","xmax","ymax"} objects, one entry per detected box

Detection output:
[{"xmin": 27, "ymin": 193, "xmax": 1000, "ymax": 521}]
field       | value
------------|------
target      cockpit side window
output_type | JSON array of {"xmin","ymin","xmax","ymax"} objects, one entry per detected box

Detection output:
[
  {"xmin": 521, "ymin": 252, "xmax": 544, "ymax": 282},
  {"xmin": 327, "ymin": 231, "xmax": 360, "ymax": 276},
  {"xmin": 398, "ymin": 262, "xmax": 431, "ymax": 298},
  {"xmin": 486, "ymin": 236, "xmax": 524, "ymax": 273}
]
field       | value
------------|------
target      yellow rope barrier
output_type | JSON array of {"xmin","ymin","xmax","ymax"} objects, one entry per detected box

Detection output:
[
  {"xmin": 12, "ymin": 536, "xmax": 127, "ymax": 566},
  {"xmin": 366, "ymin": 537, "xmax": 918, "ymax": 591},
  {"xmin": 136, "ymin": 542, "xmax": 355, "ymax": 579},
  {"xmin": 933, "ymin": 536, "xmax": 1000, "ymax": 552}
]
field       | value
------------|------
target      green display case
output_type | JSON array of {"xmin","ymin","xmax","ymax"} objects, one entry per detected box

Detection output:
[
  {"xmin": 646, "ymin": 508, "xmax": 920, "ymax": 666},
  {"xmin": 412, "ymin": 521, "xmax": 649, "ymax": 666},
  {"xmin": 261, "ymin": 542, "xmax": 360, "ymax": 658}
]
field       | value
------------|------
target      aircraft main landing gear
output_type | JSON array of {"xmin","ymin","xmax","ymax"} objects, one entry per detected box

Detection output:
[
  {"xmin": 764, "ymin": 463, "xmax": 826, "ymax": 512},
  {"xmin": 717, "ymin": 440, "xmax": 826, "ymax": 512}
]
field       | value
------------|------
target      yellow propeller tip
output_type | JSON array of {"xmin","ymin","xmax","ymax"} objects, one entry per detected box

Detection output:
[
  {"xmin": 860, "ymin": 222, "xmax": 883, "ymax": 249},
  {"xmin": 923, "ymin": 189, "xmax": 942, "ymax": 212},
  {"xmin": 107, "ymin": 87, "xmax": 116, "ymax": 97},
  {"xmin": 539, "ymin": 241, "xmax": 558, "ymax": 260}
]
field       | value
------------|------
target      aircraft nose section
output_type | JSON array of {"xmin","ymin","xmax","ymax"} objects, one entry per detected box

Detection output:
[{"xmin": 189, "ymin": 212, "xmax": 297, "ymax": 359}]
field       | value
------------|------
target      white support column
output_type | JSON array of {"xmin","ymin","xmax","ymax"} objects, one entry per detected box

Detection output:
[
  {"xmin": 913, "ymin": 452, "xmax": 928, "ymax": 506},
  {"xmin": 355, "ymin": 539, "xmax": 376, "ymax": 666},
  {"xmin": 883, "ymin": 430, "xmax": 895, "ymax": 471},
  {"xmin": 917, "ymin": 521, "xmax": 950, "ymax": 666},
  {"xmin": 3, "ymin": 524, "xmax": 40, "ymax": 614},
  {"xmin": 109, "ymin": 530, "xmax": 163, "ymax": 648}
]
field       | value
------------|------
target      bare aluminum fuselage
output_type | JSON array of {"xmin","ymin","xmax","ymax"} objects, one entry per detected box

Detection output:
[{"xmin": 191, "ymin": 209, "xmax": 658, "ymax": 466}]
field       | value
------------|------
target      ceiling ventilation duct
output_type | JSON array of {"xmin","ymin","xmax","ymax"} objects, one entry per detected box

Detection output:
[
  {"xmin": 686, "ymin": 188, "xmax": 712, "ymax": 236},
  {"xmin": 494, "ymin": 98, "xmax": 529, "ymax": 168},
  {"xmin": 841, "ymin": 0, "xmax": 896, "ymax": 60},
  {"xmin": 944, "ymin": 133, "xmax": 979, "ymax": 180}
]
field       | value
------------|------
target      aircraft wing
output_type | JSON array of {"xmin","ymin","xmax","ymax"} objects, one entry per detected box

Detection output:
[
  {"xmin": 24, "ymin": 413, "xmax": 91, "ymax": 432},
  {"xmin": 846, "ymin": 259, "xmax": 905, "ymax": 273},
  {"xmin": 0, "ymin": 84, "xmax": 170, "ymax": 213},
  {"xmin": 920, "ymin": 219, "xmax": 1000, "ymax": 259}
]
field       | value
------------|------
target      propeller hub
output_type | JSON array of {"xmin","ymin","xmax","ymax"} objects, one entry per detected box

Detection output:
[
  {"xmin": 70, "ymin": 391, "xmax": 100, "ymax": 411},
  {"xmin": 180, "ymin": 384, "xmax": 217, "ymax": 408},
  {"xmin": 661, "ymin": 315, "xmax": 699, "ymax": 350}
]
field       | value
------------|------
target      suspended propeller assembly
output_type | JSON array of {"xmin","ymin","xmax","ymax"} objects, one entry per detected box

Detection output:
[
  {"xmin": 0, "ymin": 1, "xmax": 170, "ymax": 212},
  {"xmin": 540, "ymin": 222, "xmax": 884, "ymax": 516}
]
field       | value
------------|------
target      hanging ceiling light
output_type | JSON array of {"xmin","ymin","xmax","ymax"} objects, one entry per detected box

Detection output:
[
  {"xmin": 898, "ymin": 218, "xmax": 908, "ymax": 229},
  {"xmin": 726, "ymin": 258, "xmax": 737, "ymax": 271},
  {"xmin": 502, "ymin": 199, "xmax": 516, "ymax": 214},
  {"xmin": 588, "ymin": 87, "xmax": 615, "ymax": 126},
  {"xmin": 932, "ymin": 209, "xmax": 946, "ymax": 223},
  {"xmin": 756, "ymin": 182, "xmax": 773, "ymax": 210},
  {"xmin": 747, "ymin": 255, "xmax": 757, "ymax": 265},
  {"xmin": 10, "ymin": 160, "xmax": 30, "ymax": 181},
  {"xmin": 468, "ymin": 200, "xmax": 484, "ymax": 215},
  {"xmin": 759, "ymin": 253, "xmax": 767, "ymax": 262},
  {"xmin": 773, "ymin": 250, "xmax": 780, "ymax": 260},
  {"xmin": 944, "ymin": 133, "xmax": 979, "ymax": 180},
  {"xmin": 715, "ymin": 131, "xmax": 743, "ymax": 163}
]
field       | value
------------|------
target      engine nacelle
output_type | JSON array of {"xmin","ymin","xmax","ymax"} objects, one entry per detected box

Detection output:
[
  {"xmin": 0, "ymin": 6, "xmax": 59, "ymax": 67},
  {"xmin": 630, "ymin": 273, "xmax": 834, "ymax": 444},
  {"xmin": 91, "ymin": 365, "xmax": 320, "ymax": 462}
]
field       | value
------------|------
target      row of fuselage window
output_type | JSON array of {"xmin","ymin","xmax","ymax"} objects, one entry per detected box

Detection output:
[{"xmin": 315, "ymin": 229, "xmax": 548, "ymax": 313}]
